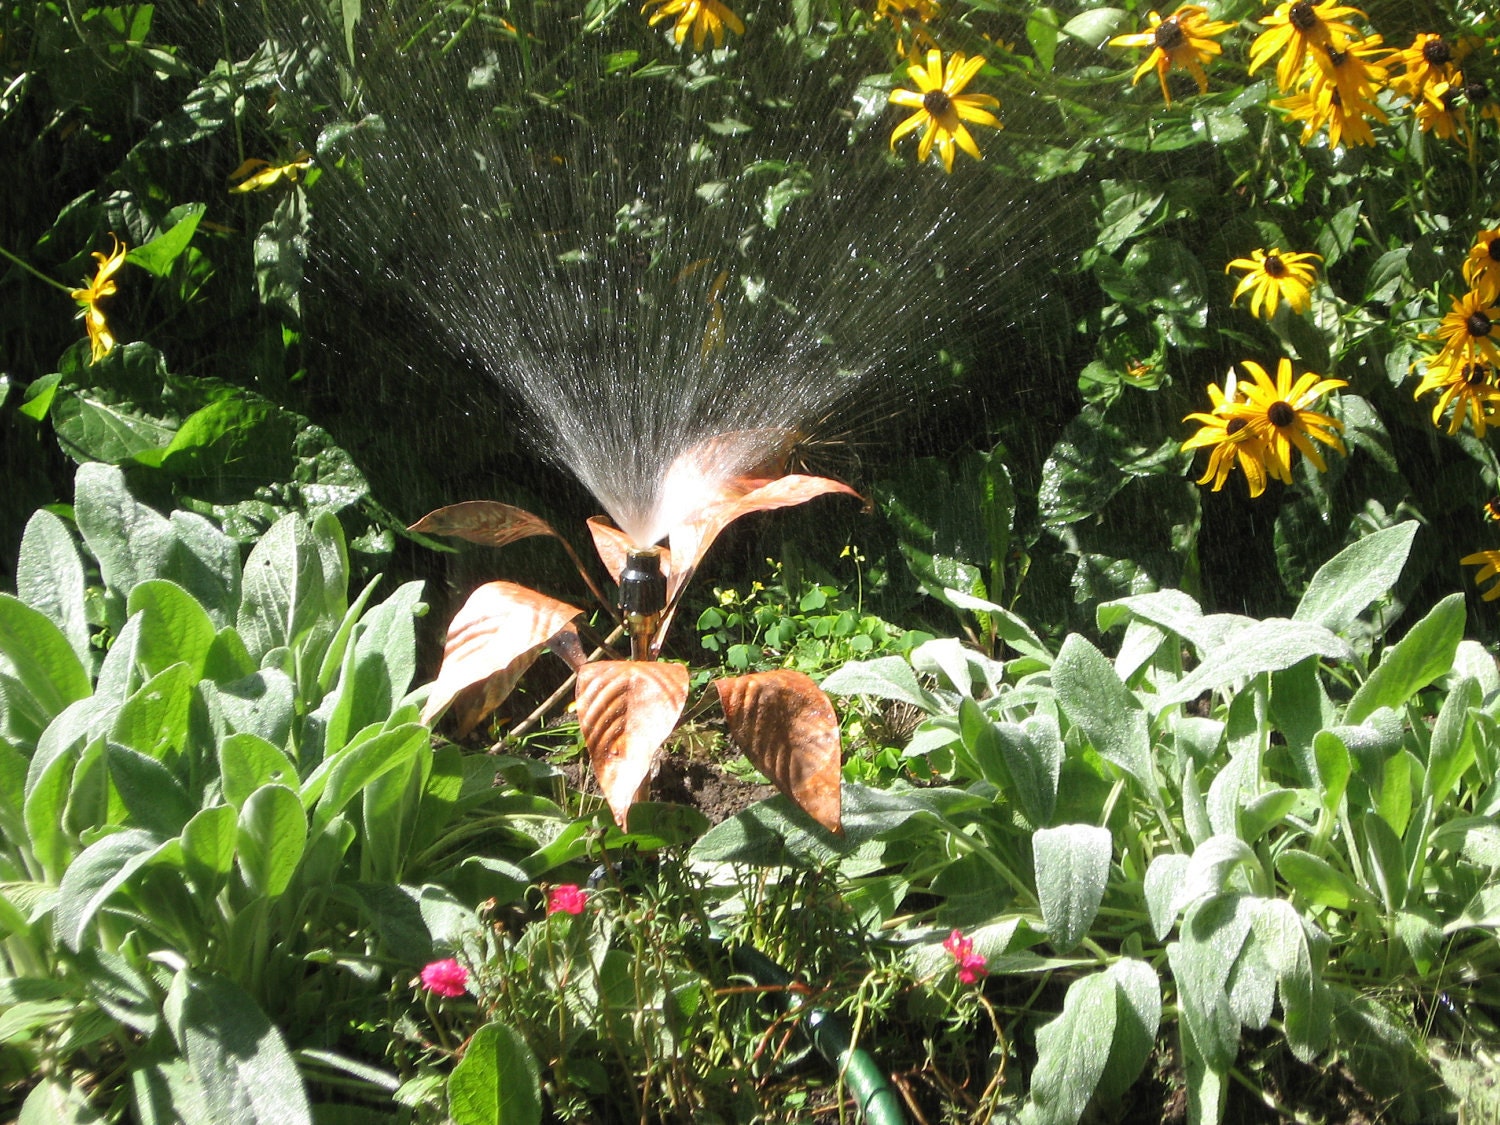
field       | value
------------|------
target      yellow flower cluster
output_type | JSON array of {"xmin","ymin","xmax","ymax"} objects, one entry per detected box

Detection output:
[
  {"xmin": 1412, "ymin": 225, "xmax": 1500, "ymax": 438},
  {"xmin": 641, "ymin": 0, "xmax": 743, "ymax": 52},
  {"xmin": 1106, "ymin": 6, "xmax": 1235, "ymax": 106},
  {"xmin": 70, "ymin": 234, "xmax": 128, "ymax": 364},
  {"xmin": 1181, "ymin": 359, "xmax": 1346, "ymax": 498}
]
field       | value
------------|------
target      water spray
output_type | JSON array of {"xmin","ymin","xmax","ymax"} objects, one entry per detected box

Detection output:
[{"xmin": 618, "ymin": 547, "xmax": 668, "ymax": 661}]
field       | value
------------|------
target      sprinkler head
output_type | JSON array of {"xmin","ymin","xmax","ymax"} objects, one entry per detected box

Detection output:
[{"xmin": 619, "ymin": 547, "xmax": 667, "ymax": 660}]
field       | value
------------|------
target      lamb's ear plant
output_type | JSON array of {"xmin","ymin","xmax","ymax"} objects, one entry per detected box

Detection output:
[
  {"xmin": 709, "ymin": 518, "xmax": 1497, "ymax": 1123},
  {"xmin": 0, "ymin": 464, "xmax": 574, "ymax": 1123}
]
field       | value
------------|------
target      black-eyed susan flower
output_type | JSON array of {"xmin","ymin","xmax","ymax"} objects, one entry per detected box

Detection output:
[
  {"xmin": 1220, "ymin": 358, "xmax": 1346, "ymax": 486},
  {"xmin": 1411, "ymin": 356, "xmax": 1500, "ymax": 437},
  {"xmin": 1463, "ymin": 228, "xmax": 1500, "ymax": 304},
  {"xmin": 1430, "ymin": 289, "xmax": 1500, "ymax": 369},
  {"xmin": 228, "ymin": 151, "xmax": 313, "ymax": 194},
  {"xmin": 1461, "ymin": 550, "xmax": 1500, "ymax": 601},
  {"xmin": 1464, "ymin": 77, "xmax": 1500, "ymax": 125},
  {"xmin": 1388, "ymin": 32, "xmax": 1456, "ymax": 100},
  {"xmin": 874, "ymin": 0, "xmax": 941, "ymax": 61},
  {"xmin": 69, "ymin": 234, "xmax": 127, "ymax": 364},
  {"xmin": 1225, "ymin": 247, "xmax": 1322, "ymax": 318},
  {"xmin": 1106, "ymin": 5, "xmax": 1236, "ymax": 105},
  {"xmin": 1248, "ymin": 0, "xmax": 1366, "ymax": 94},
  {"xmin": 1273, "ymin": 81, "xmax": 1384, "ymax": 147},
  {"xmin": 888, "ymin": 49, "xmax": 1001, "ymax": 173},
  {"xmin": 1307, "ymin": 37, "xmax": 1389, "ymax": 106},
  {"xmin": 1414, "ymin": 78, "xmax": 1468, "ymax": 143},
  {"xmin": 642, "ymin": 0, "xmax": 744, "ymax": 51},
  {"xmin": 1182, "ymin": 376, "xmax": 1273, "ymax": 496}
]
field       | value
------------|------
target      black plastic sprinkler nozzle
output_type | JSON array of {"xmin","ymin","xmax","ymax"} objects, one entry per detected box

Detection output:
[{"xmin": 619, "ymin": 547, "xmax": 667, "ymax": 661}]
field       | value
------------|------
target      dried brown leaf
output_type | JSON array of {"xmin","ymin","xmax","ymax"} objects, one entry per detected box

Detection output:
[
  {"xmin": 715, "ymin": 670, "xmax": 842, "ymax": 834},
  {"xmin": 576, "ymin": 661, "xmax": 689, "ymax": 829},
  {"xmin": 422, "ymin": 581, "xmax": 582, "ymax": 727},
  {"xmin": 409, "ymin": 501, "xmax": 559, "ymax": 549}
]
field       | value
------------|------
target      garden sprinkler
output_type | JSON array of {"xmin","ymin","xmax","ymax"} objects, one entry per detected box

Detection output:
[{"xmin": 619, "ymin": 547, "xmax": 667, "ymax": 661}]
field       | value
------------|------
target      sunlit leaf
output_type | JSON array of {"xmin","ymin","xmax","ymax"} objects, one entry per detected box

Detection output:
[
  {"xmin": 715, "ymin": 670, "xmax": 842, "ymax": 834},
  {"xmin": 409, "ymin": 501, "xmax": 560, "ymax": 549},
  {"xmin": 575, "ymin": 661, "xmax": 688, "ymax": 829},
  {"xmin": 422, "ymin": 582, "xmax": 581, "ymax": 727}
]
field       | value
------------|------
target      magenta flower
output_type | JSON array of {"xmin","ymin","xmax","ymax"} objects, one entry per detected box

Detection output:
[
  {"xmin": 943, "ymin": 930, "xmax": 988, "ymax": 985},
  {"xmin": 547, "ymin": 884, "xmax": 587, "ymax": 916},
  {"xmin": 419, "ymin": 958, "xmax": 469, "ymax": 998}
]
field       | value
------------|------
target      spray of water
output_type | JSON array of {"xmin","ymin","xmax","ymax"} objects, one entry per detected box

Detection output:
[{"xmin": 261, "ymin": 5, "xmax": 1072, "ymax": 547}]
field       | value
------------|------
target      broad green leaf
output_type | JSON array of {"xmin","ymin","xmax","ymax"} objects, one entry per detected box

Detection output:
[
  {"xmin": 206, "ymin": 670, "xmax": 296, "ymax": 750},
  {"xmin": 1345, "ymin": 594, "xmax": 1465, "ymax": 725},
  {"xmin": 236, "ymin": 784, "xmax": 307, "ymax": 899},
  {"xmin": 1170, "ymin": 894, "xmax": 1253, "ymax": 1074},
  {"xmin": 308, "ymin": 722, "xmax": 428, "ymax": 833},
  {"xmin": 1144, "ymin": 853, "xmax": 1191, "ymax": 939},
  {"xmin": 255, "ymin": 188, "xmax": 309, "ymax": 319},
  {"xmin": 820, "ymin": 655, "xmax": 939, "ymax": 712},
  {"xmin": 18, "ymin": 1078, "xmax": 107, "ymax": 1124},
  {"xmin": 1360, "ymin": 811, "xmax": 1407, "ymax": 913},
  {"xmin": 126, "ymin": 203, "xmax": 205, "ymax": 276},
  {"xmin": 1019, "ymin": 971, "xmax": 1115, "ymax": 1125},
  {"xmin": 53, "ymin": 388, "xmax": 177, "ymax": 464},
  {"xmin": 16, "ymin": 510, "xmax": 91, "ymax": 669},
  {"xmin": 1026, "ymin": 7, "xmax": 1060, "ymax": 72},
  {"xmin": 1060, "ymin": 6, "xmax": 1126, "ymax": 47},
  {"xmin": 1330, "ymin": 988, "xmax": 1445, "ymax": 1117},
  {"xmin": 1424, "ymin": 676, "xmax": 1478, "ymax": 805},
  {"xmin": 56, "ymin": 828, "xmax": 168, "ymax": 950},
  {"xmin": 107, "ymin": 743, "xmax": 195, "ymax": 836},
  {"xmin": 1292, "ymin": 522, "xmax": 1417, "ymax": 638},
  {"xmin": 1275, "ymin": 850, "xmax": 1366, "ymax": 910},
  {"xmin": 238, "ymin": 515, "xmax": 327, "ymax": 665},
  {"xmin": 1175, "ymin": 835, "xmax": 1258, "ymax": 921},
  {"xmin": 181, "ymin": 805, "xmax": 238, "ymax": 887},
  {"xmin": 151, "ymin": 396, "xmax": 298, "ymax": 482},
  {"xmin": 1032, "ymin": 823, "xmax": 1112, "ymax": 953},
  {"xmin": 960, "ymin": 700, "xmax": 1059, "ymax": 826},
  {"xmin": 1248, "ymin": 898, "xmax": 1328, "ymax": 1062},
  {"xmin": 111, "ymin": 662, "xmax": 195, "ymax": 762},
  {"xmin": 1156, "ymin": 620, "xmax": 1353, "ymax": 708},
  {"xmin": 1098, "ymin": 589, "xmax": 1239, "ymax": 657},
  {"xmin": 218, "ymin": 733, "xmax": 298, "ymax": 809},
  {"xmin": 0, "ymin": 594, "xmax": 92, "ymax": 742},
  {"xmin": 340, "ymin": 582, "xmax": 425, "ymax": 735},
  {"xmin": 126, "ymin": 581, "xmax": 216, "ymax": 681},
  {"xmin": 1051, "ymin": 634, "xmax": 1154, "ymax": 790},
  {"xmin": 163, "ymin": 970, "xmax": 313, "ymax": 1125},
  {"xmin": 1096, "ymin": 959, "xmax": 1162, "ymax": 1104},
  {"xmin": 447, "ymin": 1021, "xmax": 542, "ymax": 1125}
]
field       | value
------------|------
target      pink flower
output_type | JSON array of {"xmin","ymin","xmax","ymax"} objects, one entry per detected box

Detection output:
[
  {"xmin": 419, "ymin": 958, "xmax": 469, "ymax": 998},
  {"xmin": 547, "ymin": 884, "xmax": 587, "ymax": 916},
  {"xmin": 943, "ymin": 930, "xmax": 988, "ymax": 985}
]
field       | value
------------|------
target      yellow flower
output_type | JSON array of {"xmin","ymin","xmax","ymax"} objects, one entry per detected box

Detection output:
[
  {"xmin": 1248, "ymin": 0, "xmax": 1366, "ymax": 94},
  {"xmin": 228, "ymin": 151, "xmax": 313, "ymax": 194},
  {"xmin": 1182, "ymin": 377, "xmax": 1272, "ymax": 496},
  {"xmin": 1411, "ymin": 355, "xmax": 1500, "ymax": 437},
  {"xmin": 874, "ymin": 0, "xmax": 941, "ymax": 61},
  {"xmin": 1413, "ymin": 77, "xmax": 1468, "ymax": 143},
  {"xmin": 1429, "ymin": 290, "xmax": 1500, "ymax": 369},
  {"xmin": 1463, "ymin": 228, "xmax": 1500, "ymax": 304},
  {"xmin": 642, "ymin": 0, "xmax": 744, "ymax": 50},
  {"xmin": 1464, "ymin": 77, "xmax": 1500, "ymax": 125},
  {"xmin": 1225, "ymin": 247, "xmax": 1322, "ymax": 318},
  {"xmin": 1388, "ymin": 32, "xmax": 1456, "ymax": 100},
  {"xmin": 69, "ymin": 234, "xmax": 128, "ymax": 364},
  {"xmin": 1460, "ymin": 550, "xmax": 1500, "ymax": 601},
  {"xmin": 1306, "ymin": 36, "xmax": 1389, "ymax": 106},
  {"xmin": 888, "ymin": 49, "xmax": 1001, "ymax": 173},
  {"xmin": 1106, "ymin": 5, "xmax": 1236, "ymax": 105},
  {"xmin": 1219, "ymin": 358, "xmax": 1346, "ymax": 485},
  {"xmin": 1272, "ymin": 80, "xmax": 1384, "ymax": 147}
]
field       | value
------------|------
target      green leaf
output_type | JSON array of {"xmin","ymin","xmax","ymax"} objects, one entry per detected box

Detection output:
[
  {"xmin": 163, "ymin": 970, "xmax": 313, "ymax": 1125},
  {"xmin": 107, "ymin": 743, "xmax": 195, "ymax": 836},
  {"xmin": 18, "ymin": 1078, "xmax": 107, "ymax": 1125},
  {"xmin": 960, "ymin": 700, "xmax": 1059, "ymax": 826},
  {"xmin": 238, "ymin": 515, "xmax": 326, "ymax": 664},
  {"xmin": 1026, "ymin": 7, "xmax": 1060, "ymax": 72},
  {"xmin": 1156, "ymin": 619, "xmax": 1353, "ymax": 708},
  {"xmin": 1292, "ymin": 522, "xmax": 1417, "ymax": 638},
  {"xmin": 126, "ymin": 203, "xmax": 206, "ymax": 277},
  {"xmin": 1169, "ymin": 895, "xmax": 1252, "ymax": 1074},
  {"xmin": 125, "ymin": 580, "xmax": 217, "ymax": 681},
  {"xmin": 339, "ymin": 581, "xmax": 425, "ymax": 735},
  {"xmin": 111, "ymin": 662, "xmax": 195, "ymax": 761},
  {"xmin": 219, "ymin": 733, "xmax": 298, "ymax": 809},
  {"xmin": 16, "ymin": 509, "xmax": 92, "ymax": 669},
  {"xmin": 1060, "ymin": 7, "xmax": 1126, "ymax": 48},
  {"xmin": 1315, "ymin": 200, "xmax": 1362, "ymax": 269},
  {"xmin": 447, "ymin": 1021, "xmax": 543, "ymax": 1125},
  {"xmin": 1032, "ymin": 823, "xmax": 1112, "ymax": 953},
  {"xmin": 1360, "ymin": 811, "xmax": 1406, "ymax": 913},
  {"xmin": 1019, "ymin": 971, "xmax": 1115, "ymax": 1125},
  {"xmin": 19, "ymin": 372, "xmax": 61, "ymax": 420},
  {"xmin": 1051, "ymin": 635, "xmax": 1155, "ymax": 790},
  {"xmin": 1276, "ymin": 850, "xmax": 1366, "ymax": 910},
  {"xmin": 56, "ymin": 828, "xmax": 168, "ymax": 950},
  {"xmin": 0, "ymin": 594, "xmax": 92, "ymax": 743},
  {"xmin": 339, "ymin": 0, "xmax": 362, "ymax": 65},
  {"xmin": 236, "ymin": 784, "xmax": 307, "ymax": 900},
  {"xmin": 255, "ymin": 188, "xmax": 310, "ymax": 320},
  {"xmin": 1345, "ymin": 594, "xmax": 1464, "ymax": 725},
  {"xmin": 1423, "ymin": 675, "xmax": 1478, "ymax": 805},
  {"xmin": 151, "ymin": 395, "xmax": 298, "ymax": 482},
  {"xmin": 1144, "ymin": 853, "xmax": 1190, "ymax": 939},
  {"xmin": 820, "ymin": 655, "xmax": 939, "ymax": 712},
  {"xmin": 180, "ymin": 804, "xmax": 238, "ymax": 888},
  {"xmin": 1248, "ymin": 898, "xmax": 1328, "ymax": 1062},
  {"xmin": 307, "ymin": 722, "xmax": 428, "ymax": 833},
  {"xmin": 1096, "ymin": 959, "xmax": 1162, "ymax": 1104}
]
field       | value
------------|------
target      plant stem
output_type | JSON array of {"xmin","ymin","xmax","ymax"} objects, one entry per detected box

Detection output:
[{"xmin": 0, "ymin": 243, "xmax": 74, "ymax": 293}]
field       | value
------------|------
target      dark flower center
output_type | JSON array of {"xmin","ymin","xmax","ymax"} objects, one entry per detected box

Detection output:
[
  {"xmin": 1267, "ymin": 401, "xmax": 1296, "ymax": 427},
  {"xmin": 1464, "ymin": 363, "xmax": 1492, "ymax": 386},
  {"xmin": 1469, "ymin": 80, "xmax": 1492, "ymax": 104},
  {"xmin": 1487, "ymin": 237, "xmax": 1500, "ymax": 262},
  {"xmin": 1226, "ymin": 417, "xmax": 1248, "ymax": 435},
  {"xmin": 1289, "ymin": 1, "xmax": 1318, "ymax": 32},
  {"xmin": 1330, "ymin": 88, "xmax": 1344, "ymax": 108},
  {"xmin": 1154, "ymin": 19, "xmax": 1186, "ymax": 50},
  {"xmin": 1262, "ymin": 254, "xmax": 1289, "ymax": 278},
  {"xmin": 1440, "ymin": 88, "xmax": 1460, "ymax": 111},
  {"xmin": 923, "ymin": 89, "xmax": 953, "ymax": 117},
  {"xmin": 1422, "ymin": 37, "xmax": 1452, "ymax": 66},
  {"xmin": 1468, "ymin": 312, "xmax": 1494, "ymax": 338},
  {"xmin": 902, "ymin": 6, "xmax": 922, "ymax": 19}
]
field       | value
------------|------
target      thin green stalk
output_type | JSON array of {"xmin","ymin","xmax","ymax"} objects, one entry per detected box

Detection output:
[{"xmin": 0, "ymin": 244, "xmax": 74, "ymax": 293}]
